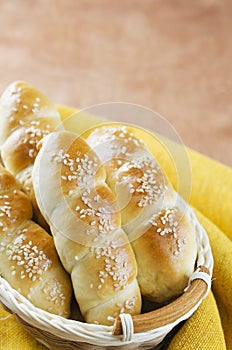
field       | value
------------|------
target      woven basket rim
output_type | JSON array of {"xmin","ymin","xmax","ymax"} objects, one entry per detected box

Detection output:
[
  {"xmin": 0, "ymin": 206, "xmax": 213, "ymax": 347},
  {"xmin": 0, "ymin": 277, "xmax": 204, "ymax": 346}
]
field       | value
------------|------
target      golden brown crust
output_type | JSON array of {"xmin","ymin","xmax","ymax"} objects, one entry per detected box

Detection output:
[
  {"xmin": 0, "ymin": 81, "xmax": 60, "ymax": 145},
  {"xmin": 33, "ymin": 131, "xmax": 142, "ymax": 325},
  {"xmin": 0, "ymin": 187, "xmax": 32, "ymax": 232},
  {"xmin": 86, "ymin": 124, "xmax": 197, "ymax": 303},
  {"xmin": 108, "ymin": 157, "xmax": 176, "ymax": 229},
  {"xmin": 0, "ymin": 81, "xmax": 62, "ymax": 229},
  {"xmin": 132, "ymin": 206, "xmax": 197, "ymax": 302},
  {"xmin": 0, "ymin": 164, "xmax": 72, "ymax": 317},
  {"xmin": 0, "ymin": 166, "xmax": 20, "ymax": 191},
  {"xmin": 1, "ymin": 127, "xmax": 37, "ymax": 175}
]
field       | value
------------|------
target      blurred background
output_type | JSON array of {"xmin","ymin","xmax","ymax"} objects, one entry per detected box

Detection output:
[{"xmin": 0, "ymin": 0, "xmax": 231, "ymax": 166}]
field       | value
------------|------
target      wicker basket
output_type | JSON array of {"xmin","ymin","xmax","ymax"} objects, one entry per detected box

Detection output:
[{"xmin": 0, "ymin": 206, "xmax": 213, "ymax": 350}]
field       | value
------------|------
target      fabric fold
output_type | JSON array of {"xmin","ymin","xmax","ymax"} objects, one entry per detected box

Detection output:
[
  {"xmin": 194, "ymin": 209, "xmax": 232, "ymax": 350},
  {"xmin": 167, "ymin": 291, "xmax": 226, "ymax": 350}
]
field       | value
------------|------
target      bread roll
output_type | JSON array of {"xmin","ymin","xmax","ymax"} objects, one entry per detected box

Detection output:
[
  {"xmin": 86, "ymin": 124, "xmax": 198, "ymax": 303},
  {"xmin": 0, "ymin": 81, "xmax": 62, "ymax": 229},
  {"xmin": 32, "ymin": 130, "xmax": 141, "ymax": 325},
  {"xmin": 0, "ymin": 164, "xmax": 72, "ymax": 317}
]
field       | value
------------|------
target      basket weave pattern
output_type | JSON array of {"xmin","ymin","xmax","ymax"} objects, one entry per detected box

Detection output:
[{"xmin": 0, "ymin": 208, "xmax": 213, "ymax": 350}]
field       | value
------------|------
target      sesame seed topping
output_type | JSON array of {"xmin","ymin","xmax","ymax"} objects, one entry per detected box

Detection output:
[
  {"xmin": 89, "ymin": 125, "xmax": 145, "ymax": 161},
  {"xmin": 5, "ymin": 235, "xmax": 50, "ymax": 281},
  {"xmin": 52, "ymin": 148, "xmax": 119, "ymax": 243},
  {"xmin": 149, "ymin": 208, "xmax": 178, "ymax": 235},
  {"xmin": 52, "ymin": 142, "xmax": 134, "ymax": 296},
  {"xmin": 120, "ymin": 157, "xmax": 167, "ymax": 207},
  {"xmin": 43, "ymin": 280, "xmax": 66, "ymax": 306},
  {"xmin": 91, "ymin": 244, "xmax": 130, "ymax": 292},
  {"xmin": 148, "ymin": 207, "xmax": 187, "ymax": 256},
  {"xmin": 16, "ymin": 121, "xmax": 52, "ymax": 160}
]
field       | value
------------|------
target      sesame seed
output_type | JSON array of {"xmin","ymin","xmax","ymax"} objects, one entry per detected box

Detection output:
[
  {"xmin": 6, "ymin": 235, "xmax": 50, "ymax": 281},
  {"xmin": 125, "ymin": 297, "xmax": 136, "ymax": 310},
  {"xmin": 28, "ymin": 149, "xmax": 37, "ymax": 158},
  {"xmin": 107, "ymin": 316, "xmax": 115, "ymax": 322},
  {"xmin": 93, "ymin": 195, "xmax": 100, "ymax": 202},
  {"xmin": 52, "ymin": 145, "xmax": 132, "ymax": 293},
  {"xmin": 43, "ymin": 280, "xmax": 66, "ymax": 306}
]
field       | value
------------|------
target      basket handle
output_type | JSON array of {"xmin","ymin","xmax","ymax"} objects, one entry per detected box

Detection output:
[{"xmin": 113, "ymin": 265, "xmax": 210, "ymax": 335}]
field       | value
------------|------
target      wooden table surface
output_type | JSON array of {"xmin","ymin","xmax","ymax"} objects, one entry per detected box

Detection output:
[{"xmin": 0, "ymin": 0, "xmax": 231, "ymax": 166}]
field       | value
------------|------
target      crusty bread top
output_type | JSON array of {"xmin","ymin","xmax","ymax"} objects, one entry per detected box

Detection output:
[
  {"xmin": 0, "ymin": 81, "xmax": 60, "ymax": 144},
  {"xmin": 0, "ymin": 81, "xmax": 61, "ymax": 172},
  {"xmin": 86, "ymin": 124, "xmax": 197, "ymax": 303},
  {"xmin": 0, "ymin": 164, "xmax": 72, "ymax": 317},
  {"xmin": 33, "ymin": 131, "xmax": 142, "ymax": 324}
]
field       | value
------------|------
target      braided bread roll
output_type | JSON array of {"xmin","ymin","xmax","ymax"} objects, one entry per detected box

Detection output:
[
  {"xmin": 86, "ymin": 124, "xmax": 198, "ymax": 303},
  {"xmin": 32, "ymin": 130, "xmax": 141, "ymax": 325},
  {"xmin": 0, "ymin": 81, "xmax": 62, "ymax": 229},
  {"xmin": 0, "ymin": 164, "xmax": 72, "ymax": 317}
]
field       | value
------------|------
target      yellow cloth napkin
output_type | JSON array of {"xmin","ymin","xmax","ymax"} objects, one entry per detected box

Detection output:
[
  {"xmin": 0, "ymin": 309, "xmax": 45, "ymax": 350},
  {"xmin": 168, "ymin": 209, "xmax": 231, "ymax": 350},
  {"xmin": 167, "ymin": 291, "xmax": 226, "ymax": 350},
  {"xmin": 1, "ymin": 105, "xmax": 231, "ymax": 349}
]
